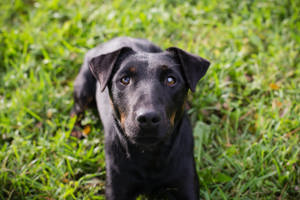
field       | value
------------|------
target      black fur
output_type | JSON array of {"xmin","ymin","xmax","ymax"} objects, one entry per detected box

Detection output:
[{"xmin": 72, "ymin": 37, "xmax": 210, "ymax": 200}]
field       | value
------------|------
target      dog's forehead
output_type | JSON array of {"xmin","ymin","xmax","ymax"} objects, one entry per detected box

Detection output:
[
  {"xmin": 121, "ymin": 51, "xmax": 178, "ymax": 69},
  {"xmin": 148, "ymin": 52, "xmax": 178, "ymax": 66}
]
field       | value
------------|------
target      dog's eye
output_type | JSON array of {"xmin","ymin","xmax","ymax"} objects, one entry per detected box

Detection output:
[
  {"xmin": 166, "ymin": 76, "xmax": 176, "ymax": 87},
  {"xmin": 120, "ymin": 76, "xmax": 130, "ymax": 85}
]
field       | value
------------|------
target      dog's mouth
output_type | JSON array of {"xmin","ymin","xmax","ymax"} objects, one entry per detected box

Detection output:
[
  {"xmin": 133, "ymin": 136, "xmax": 161, "ymax": 145},
  {"xmin": 130, "ymin": 126, "xmax": 173, "ymax": 147}
]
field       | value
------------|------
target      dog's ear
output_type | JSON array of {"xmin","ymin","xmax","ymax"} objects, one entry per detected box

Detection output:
[
  {"xmin": 166, "ymin": 47, "xmax": 210, "ymax": 92},
  {"xmin": 89, "ymin": 47, "xmax": 133, "ymax": 92}
]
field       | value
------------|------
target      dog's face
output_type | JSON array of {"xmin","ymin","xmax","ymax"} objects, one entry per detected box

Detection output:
[
  {"xmin": 89, "ymin": 46, "xmax": 210, "ymax": 146},
  {"xmin": 110, "ymin": 52, "xmax": 188, "ymax": 145}
]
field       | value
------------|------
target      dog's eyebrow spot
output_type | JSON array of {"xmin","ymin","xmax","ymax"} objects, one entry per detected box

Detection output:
[
  {"xmin": 160, "ymin": 65, "xmax": 169, "ymax": 70},
  {"xmin": 158, "ymin": 65, "xmax": 181, "ymax": 76},
  {"xmin": 159, "ymin": 64, "xmax": 181, "ymax": 71},
  {"xmin": 158, "ymin": 65, "xmax": 173, "ymax": 74},
  {"xmin": 129, "ymin": 67, "xmax": 136, "ymax": 73}
]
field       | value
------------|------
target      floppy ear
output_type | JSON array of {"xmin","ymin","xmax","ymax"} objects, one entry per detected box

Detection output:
[
  {"xmin": 166, "ymin": 47, "xmax": 210, "ymax": 92},
  {"xmin": 89, "ymin": 47, "xmax": 133, "ymax": 92}
]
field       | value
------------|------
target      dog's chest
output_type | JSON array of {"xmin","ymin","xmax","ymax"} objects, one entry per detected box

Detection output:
[{"xmin": 131, "ymin": 147, "xmax": 171, "ymax": 179}]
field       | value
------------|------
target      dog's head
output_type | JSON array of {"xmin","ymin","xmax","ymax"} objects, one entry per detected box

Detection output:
[{"xmin": 89, "ymin": 45, "xmax": 210, "ymax": 146}]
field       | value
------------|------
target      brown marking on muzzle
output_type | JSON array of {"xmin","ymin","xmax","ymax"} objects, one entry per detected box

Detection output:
[
  {"xmin": 109, "ymin": 98, "xmax": 114, "ymax": 108},
  {"xmin": 120, "ymin": 111, "xmax": 126, "ymax": 129},
  {"xmin": 170, "ymin": 100, "xmax": 187, "ymax": 127},
  {"xmin": 170, "ymin": 111, "xmax": 176, "ymax": 127},
  {"xmin": 109, "ymin": 97, "xmax": 125, "ymax": 128}
]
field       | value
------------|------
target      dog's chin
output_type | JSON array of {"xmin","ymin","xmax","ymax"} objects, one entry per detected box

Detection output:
[
  {"xmin": 127, "ymin": 130, "xmax": 169, "ymax": 146},
  {"xmin": 124, "ymin": 124, "xmax": 173, "ymax": 146},
  {"xmin": 132, "ymin": 136, "xmax": 162, "ymax": 146}
]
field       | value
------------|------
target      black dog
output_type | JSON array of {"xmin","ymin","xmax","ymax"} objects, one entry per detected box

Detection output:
[{"xmin": 72, "ymin": 37, "xmax": 210, "ymax": 199}]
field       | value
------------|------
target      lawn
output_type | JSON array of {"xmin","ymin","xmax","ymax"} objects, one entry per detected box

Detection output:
[{"xmin": 0, "ymin": 0, "xmax": 299, "ymax": 199}]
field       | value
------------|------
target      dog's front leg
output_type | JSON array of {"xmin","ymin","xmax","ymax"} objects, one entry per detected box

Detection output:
[
  {"xmin": 167, "ymin": 161, "xmax": 199, "ymax": 200},
  {"xmin": 105, "ymin": 163, "xmax": 138, "ymax": 200},
  {"xmin": 167, "ymin": 182, "xmax": 199, "ymax": 200}
]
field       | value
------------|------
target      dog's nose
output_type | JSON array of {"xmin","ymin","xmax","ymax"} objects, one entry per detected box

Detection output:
[{"xmin": 136, "ymin": 111, "xmax": 161, "ymax": 128}]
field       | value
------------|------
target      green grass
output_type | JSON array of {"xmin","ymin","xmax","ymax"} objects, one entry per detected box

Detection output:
[{"xmin": 0, "ymin": 0, "xmax": 299, "ymax": 199}]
